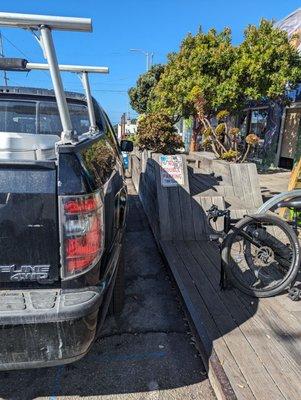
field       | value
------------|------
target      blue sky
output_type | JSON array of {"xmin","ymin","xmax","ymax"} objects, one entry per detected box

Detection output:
[{"xmin": 0, "ymin": 1, "xmax": 300, "ymax": 124}]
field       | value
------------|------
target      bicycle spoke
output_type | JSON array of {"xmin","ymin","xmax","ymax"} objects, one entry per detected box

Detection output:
[{"xmin": 228, "ymin": 218, "xmax": 296, "ymax": 293}]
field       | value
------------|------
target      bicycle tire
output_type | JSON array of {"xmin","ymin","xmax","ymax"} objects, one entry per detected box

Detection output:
[{"xmin": 221, "ymin": 214, "xmax": 300, "ymax": 298}]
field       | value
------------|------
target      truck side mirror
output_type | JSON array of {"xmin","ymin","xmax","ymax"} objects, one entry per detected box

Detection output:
[{"xmin": 120, "ymin": 140, "xmax": 133, "ymax": 152}]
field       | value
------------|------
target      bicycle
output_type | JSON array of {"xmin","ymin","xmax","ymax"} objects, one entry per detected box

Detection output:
[{"xmin": 207, "ymin": 200, "xmax": 301, "ymax": 300}]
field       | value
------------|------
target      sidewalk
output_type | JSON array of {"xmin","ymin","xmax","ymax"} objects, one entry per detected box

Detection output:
[{"xmin": 259, "ymin": 171, "xmax": 290, "ymax": 201}]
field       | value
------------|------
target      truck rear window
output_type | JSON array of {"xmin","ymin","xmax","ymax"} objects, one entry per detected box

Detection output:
[{"xmin": 0, "ymin": 100, "xmax": 91, "ymax": 135}]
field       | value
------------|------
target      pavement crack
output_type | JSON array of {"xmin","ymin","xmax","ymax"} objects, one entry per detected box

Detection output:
[{"xmin": 97, "ymin": 329, "xmax": 187, "ymax": 340}]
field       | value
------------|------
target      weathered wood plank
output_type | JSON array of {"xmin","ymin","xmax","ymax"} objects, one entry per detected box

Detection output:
[
  {"xmin": 179, "ymin": 157, "xmax": 195, "ymax": 240},
  {"xmin": 160, "ymin": 241, "xmax": 238, "ymax": 400},
  {"xmin": 191, "ymin": 196, "xmax": 207, "ymax": 240},
  {"xmin": 179, "ymin": 185, "xmax": 196, "ymax": 240},
  {"xmin": 247, "ymin": 163, "xmax": 263, "ymax": 208},
  {"xmin": 191, "ymin": 241, "xmax": 300, "ymax": 400},
  {"xmin": 199, "ymin": 196, "xmax": 214, "ymax": 236},
  {"xmin": 239, "ymin": 164, "xmax": 254, "ymax": 209},
  {"xmin": 168, "ymin": 187, "xmax": 184, "ymax": 240},
  {"xmin": 211, "ymin": 160, "xmax": 233, "ymax": 186},
  {"xmin": 175, "ymin": 241, "xmax": 286, "ymax": 400},
  {"xmin": 199, "ymin": 241, "xmax": 301, "ymax": 359},
  {"xmin": 152, "ymin": 154, "xmax": 172, "ymax": 240}
]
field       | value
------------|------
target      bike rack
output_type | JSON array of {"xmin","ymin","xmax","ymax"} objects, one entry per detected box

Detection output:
[{"xmin": 0, "ymin": 12, "xmax": 93, "ymax": 144}]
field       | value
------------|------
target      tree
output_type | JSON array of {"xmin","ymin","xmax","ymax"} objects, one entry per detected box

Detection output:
[
  {"xmin": 149, "ymin": 21, "xmax": 301, "ymax": 152},
  {"xmin": 149, "ymin": 28, "xmax": 238, "ymax": 149},
  {"xmin": 226, "ymin": 20, "xmax": 301, "ymax": 165},
  {"xmin": 128, "ymin": 64, "xmax": 165, "ymax": 114},
  {"xmin": 137, "ymin": 113, "xmax": 183, "ymax": 154},
  {"xmin": 150, "ymin": 28, "xmax": 237, "ymax": 119},
  {"xmin": 233, "ymin": 20, "xmax": 301, "ymax": 103}
]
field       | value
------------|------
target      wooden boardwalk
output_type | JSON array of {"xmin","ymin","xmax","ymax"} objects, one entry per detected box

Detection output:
[
  {"xmin": 130, "ymin": 151, "xmax": 301, "ymax": 400},
  {"xmin": 161, "ymin": 240, "xmax": 301, "ymax": 400}
]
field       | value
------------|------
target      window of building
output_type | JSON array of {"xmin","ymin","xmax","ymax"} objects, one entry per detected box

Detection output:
[{"xmin": 249, "ymin": 109, "xmax": 268, "ymax": 139}]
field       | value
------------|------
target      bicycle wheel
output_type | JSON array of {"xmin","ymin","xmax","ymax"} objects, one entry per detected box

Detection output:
[{"xmin": 221, "ymin": 214, "xmax": 300, "ymax": 298}]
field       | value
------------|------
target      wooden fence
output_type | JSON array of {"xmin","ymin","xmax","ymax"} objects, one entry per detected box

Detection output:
[{"xmin": 131, "ymin": 150, "xmax": 262, "ymax": 241}]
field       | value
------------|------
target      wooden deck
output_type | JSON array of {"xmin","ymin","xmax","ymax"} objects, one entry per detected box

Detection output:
[
  {"xmin": 161, "ymin": 239, "xmax": 301, "ymax": 400},
  {"xmin": 130, "ymin": 151, "xmax": 301, "ymax": 400}
]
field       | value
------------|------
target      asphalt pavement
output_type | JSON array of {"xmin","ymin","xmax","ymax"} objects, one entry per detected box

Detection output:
[{"xmin": 0, "ymin": 179, "xmax": 215, "ymax": 400}]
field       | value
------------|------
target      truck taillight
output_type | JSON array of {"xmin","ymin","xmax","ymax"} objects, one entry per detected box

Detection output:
[{"xmin": 59, "ymin": 191, "xmax": 104, "ymax": 279}]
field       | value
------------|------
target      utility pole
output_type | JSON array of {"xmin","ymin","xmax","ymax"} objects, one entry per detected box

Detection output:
[
  {"xmin": 121, "ymin": 112, "xmax": 126, "ymax": 139},
  {"xmin": 130, "ymin": 49, "xmax": 154, "ymax": 72},
  {"xmin": 0, "ymin": 31, "xmax": 8, "ymax": 86},
  {"xmin": 148, "ymin": 52, "xmax": 154, "ymax": 70}
]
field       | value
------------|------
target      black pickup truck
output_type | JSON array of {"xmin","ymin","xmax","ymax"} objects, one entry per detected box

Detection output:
[{"xmin": 0, "ymin": 86, "xmax": 133, "ymax": 370}]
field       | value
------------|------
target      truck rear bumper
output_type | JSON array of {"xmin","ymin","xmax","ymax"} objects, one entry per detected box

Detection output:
[{"xmin": 0, "ymin": 286, "xmax": 104, "ymax": 370}]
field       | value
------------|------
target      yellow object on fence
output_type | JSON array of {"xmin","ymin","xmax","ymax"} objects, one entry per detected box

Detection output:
[
  {"xmin": 279, "ymin": 158, "xmax": 301, "ymax": 218},
  {"xmin": 288, "ymin": 158, "xmax": 301, "ymax": 191}
]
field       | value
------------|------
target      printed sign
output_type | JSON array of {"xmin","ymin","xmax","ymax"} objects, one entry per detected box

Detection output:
[{"xmin": 160, "ymin": 155, "xmax": 184, "ymax": 187}]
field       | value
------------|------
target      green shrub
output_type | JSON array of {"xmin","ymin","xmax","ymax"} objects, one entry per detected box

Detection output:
[{"xmin": 137, "ymin": 113, "xmax": 183, "ymax": 154}]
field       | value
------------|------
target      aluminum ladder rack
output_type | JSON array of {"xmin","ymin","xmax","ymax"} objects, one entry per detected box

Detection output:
[{"xmin": 0, "ymin": 12, "xmax": 103, "ymax": 144}]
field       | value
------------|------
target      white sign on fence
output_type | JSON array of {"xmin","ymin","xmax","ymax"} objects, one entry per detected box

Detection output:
[{"xmin": 160, "ymin": 155, "xmax": 184, "ymax": 187}]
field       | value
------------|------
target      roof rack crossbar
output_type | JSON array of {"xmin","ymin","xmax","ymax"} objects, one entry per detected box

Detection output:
[
  {"xmin": 26, "ymin": 63, "xmax": 109, "ymax": 74},
  {"xmin": 0, "ymin": 12, "xmax": 92, "ymax": 31}
]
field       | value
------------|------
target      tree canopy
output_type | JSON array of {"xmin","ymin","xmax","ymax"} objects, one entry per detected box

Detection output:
[
  {"xmin": 233, "ymin": 20, "xmax": 301, "ymax": 102},
  {"xmin": 148, "ymin": 20, "xmax": 301, "ymax": 120},
  {"xmin": 130, "ymin": 19, "xmax": 301, "ymax": 154},
  {"xmin": 128, "ymin": 64, "xmax": 165, "ymax": 114},
  {"xmin": 136, "ymin": 112, "xmax": 183, "ymax": 154},
  {"xmin": 150, "ymin": 27, "xmax": 237, "ymax": 119}
]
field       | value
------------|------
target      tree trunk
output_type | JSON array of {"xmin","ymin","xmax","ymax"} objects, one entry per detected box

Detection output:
[
  {"xmin": 190, "ymin": 129, "xmax": 197, "ymax": 152},
  {"xmin": 190, "ymin": 117, "xmax": 199, "ymax": 152}
]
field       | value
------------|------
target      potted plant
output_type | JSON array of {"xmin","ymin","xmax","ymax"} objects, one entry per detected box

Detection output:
[{"xmin": 194, "ymin": 96, "xmax": 259, "ymax": 163}]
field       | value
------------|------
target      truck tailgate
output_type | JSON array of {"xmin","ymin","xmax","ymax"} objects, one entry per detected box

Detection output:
[{"xmin": 0, "ymin": 163, "xmax": 59, "ymax": 284}]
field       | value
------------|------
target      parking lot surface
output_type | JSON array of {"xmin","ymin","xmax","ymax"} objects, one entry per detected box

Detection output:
[{"xmin": 0, "ymin": 180, "xmax": 215, "ymax": 400}]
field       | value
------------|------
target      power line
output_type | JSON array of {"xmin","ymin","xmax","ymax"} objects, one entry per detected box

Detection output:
[
  {"xmin": 1, "ymin": 32, "xmax": 50, "ymax": 80},
  {"xmin": 63, "ymin": 88, "xmax": 128, "ymax": 94},
  {"xmin": 0, "ymin": 34, "xmax": 132, "ymax": 95},
  {"xmin": 1, "ymin": 32, "xmax": 29, "ymax": 59},
  {"xmin": 17, "ymin": 77, "xmax": 129, "ymax": 88},
  {"xmin": 0, "ymin": 35, "xmax": 135, "ymax": 89},
  {"xmin": 93, "ymin": 89, "xmax": 127, "ymax": 93}
]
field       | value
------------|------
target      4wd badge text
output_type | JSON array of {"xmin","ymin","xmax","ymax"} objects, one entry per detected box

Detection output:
[{"xmin": 0, "ymin": 265, "xmax": 50, "ymax": 281}]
